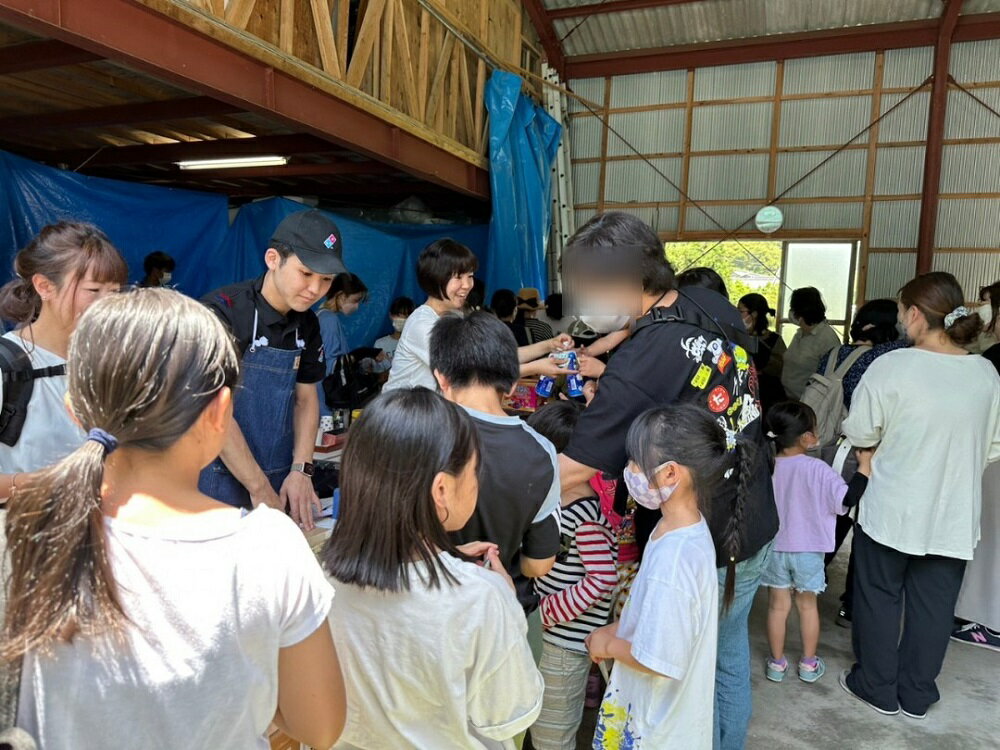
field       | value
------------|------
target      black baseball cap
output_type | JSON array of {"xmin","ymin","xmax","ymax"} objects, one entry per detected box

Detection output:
[{"xmin": 270, "ymin": 209, "xmax": 348, "ymax": 275}]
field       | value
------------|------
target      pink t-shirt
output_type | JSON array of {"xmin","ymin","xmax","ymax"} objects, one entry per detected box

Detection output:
[{"xmin": 772, "ymin": 454, "xmax": 848, "ymax": 553}]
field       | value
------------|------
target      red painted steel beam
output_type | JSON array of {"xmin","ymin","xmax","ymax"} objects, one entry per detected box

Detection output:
[
  {"xmin": 0, "ymin": 96, "xmax": 242, "ymax": 134},
  {"xmin": 0, "ymin": 0, "xmax": 489, "ymax": 199},
  {"xmin": 549, "ymin": 0, "xmax": 706, "ymax": 21},
  {"xmin": 917, "ymin": 0, "xmax": 964, "ymax": 273},
  {"xmin": 0, "ymin": 38, "xmax": 99, "ymax": 74},
  {"xmin": 565, "ymin": 13, "xmax": 1000, "ymax": 78},
  {"xmin": 36, "ymin": 134, "xmax": 340, "ymax": 167},
  {"xmin": 522, "ymin": 0, "xmax": 566, "ymax": 79}
]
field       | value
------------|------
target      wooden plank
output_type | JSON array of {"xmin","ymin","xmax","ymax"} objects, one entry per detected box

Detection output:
[
  {"xmin": 392, "ymin": 0, "xmax": 419, "ymax": 118},
  {"xmin": 224, "ymin": 0, "xmax": 258, "ymax": 29},
  {"xmin": 417, "ymin": 8, "xmax": 430, "ymax": 121},
  {"xmin": 677, "ymin": 68, "xmax": 695, "ymax": 234},
  {"xmin": 858, "ymin": 51, "xmax": 885, "ymax": 305},
  {"xmin": 346, "ymin": 0, "xmax": 388, "ymax": 89},
  {"xmin": 473, "ymin": 2, "xmax": 487, "ymax": 152},
  {"xmin": 457, "ymin": 47, "xmax": 475, "ymax": 143},
  {"xmin": 380, "ymin": 0, "xmax": 394, "ymax": 106},
  {"xmin": 596, "ymin": 76, "xmax": 612, "ymax": 213},
  {"xmin": 336, "ymin": 0, "xmax": 349, "ymax": 78},
  {"xmin": 447, "ymin": 41, "xmax": 460, "ymax": 140},
  {"xmin": 278, "ymin": 0, "xmax": 294, "ymax": 53},
  {"xmin": 310, "ymin": 0, "xmax": 341, "ymax": 77},
  {"xmin": 424, "ymin": 33, "xmax": 455, "ymax": 127},
  {"xmin": 766, "ymin": 60, "xmax": 784, "ymax": 200}
]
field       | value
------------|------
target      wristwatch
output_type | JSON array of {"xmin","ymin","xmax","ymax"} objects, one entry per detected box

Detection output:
[{"xmin": 291, "ymin": 462, "xmax": 315, "ymax": 477}]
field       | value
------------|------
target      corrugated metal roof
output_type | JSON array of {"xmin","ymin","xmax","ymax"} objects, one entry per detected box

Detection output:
[
  {"xmin": 568, "ymin": 115, "xmax": 602, "ymax": 159},
  {"xmin": 874, "ymin": 146, "xmax": 925, "ymax": 195},
  {"xmin": 550, "ymin": 0, "xmax": 943, "ymax": 58},
  {"xmin": 932, "ymin": 252, "xmax": 1000, "ymax": 297},
  {"xmin": 690, "ymin": 101, "xmax": 772, "ymax": 150},
  {"xmin": 607, "ymin": 109, "xmax": 686, "ymax": 156},
  {"xmin": 610, "ymin": 70, "xmax": 687, "ymax": 108},
  {"xmin": 944, "ymin": 86, "xmax": 1000, "ymax": 140},
  {"xmin": 935, "ymin": 199, "xmax": 1000, "ymax": 247},
  {"xmin": 942, "ymin": 143, "xmax": 1000, "ymax": 194},
  {"xmin": 877, "ymin": 91, "xmax": 929, "ymax": 142},
  {"xmin": 783, "ymin": 52, "xmax": 875, "ymax": 95},
  {"xmin": 687, "ymin": 153, "xmax": 769, "ymax": 200},
  {"xmin": 603, "ymin": 158, "xmax": 682, "ymax": 203},
  {"xmin": 775, "ymin": 149, "xmax": 867, "ymax": 198},
  {"xmin": 693, "ymin": 61, "xmax": 776, "ymax": 100},
  {"xmin": 866, "ymin": 252, "xmax": 917, "ymax": 298},
  {"xmin": 779, "ymin": 96, "xmax": 872, "ymax": 147},
  {"xmin": 780, "ymin": 202, "xmax": 863, "ymax": 229},
  {"xmin": 870, "ymin": 199, "xmax": 920, "ymax": 247}
]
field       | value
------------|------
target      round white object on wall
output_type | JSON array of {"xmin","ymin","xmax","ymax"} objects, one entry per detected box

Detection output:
[{"xmin": 754, "ymin": 205, "xmax": 784, "ymax": 234}]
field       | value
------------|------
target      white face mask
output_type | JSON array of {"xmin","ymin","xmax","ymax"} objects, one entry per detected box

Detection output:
[
  {"xmin": 391, "ymin": 317, "xmax": 407, "ymax": 333},
  {"xmin": 580, "ymin": 314, "xmax": 630, "ymax": 334},
  {"xmin": 160, "ymin": 272, "xmax": 173, "ymax": 285},
  {"xmin": 623, "ymin": 462, "xmax": 678, "ymax": 510}
]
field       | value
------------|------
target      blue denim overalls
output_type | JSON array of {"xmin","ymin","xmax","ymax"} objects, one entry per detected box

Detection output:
[{"xmin": 199, "ymin": 309, "xmax": 302, "ymax": 509}]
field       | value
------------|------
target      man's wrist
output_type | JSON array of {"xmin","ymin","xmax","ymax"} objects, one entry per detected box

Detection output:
[{"xmin": 290, "ymin": 462, "xmax": 315, "ymax": 477}]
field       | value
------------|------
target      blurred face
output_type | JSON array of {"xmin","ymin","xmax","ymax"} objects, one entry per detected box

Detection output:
[
  {"xmin": 897, "ymin": 301, "xmax": 922, "ymax": 342},
  {"xmin": 444, "ymin": 272, "xmax": 475, "ymax": 310},
  {"xmin": 266, "ymin": 250, "xmax": 334, "ymax": 313},
  {"xmin": 330, "ymin": 292, "xmax": 364, "ymax": 316},
  {"xmin": 436, "ymin": 456, "xmax": 479, "ymax": 532}
]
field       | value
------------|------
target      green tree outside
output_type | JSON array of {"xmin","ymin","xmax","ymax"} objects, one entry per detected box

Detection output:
[{"xmin": 665, "ymin": 241, "xmax": 782, "ymax": 309}]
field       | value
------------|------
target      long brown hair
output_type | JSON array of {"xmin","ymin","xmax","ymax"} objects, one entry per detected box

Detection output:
[
  {"xmin": 0, "ymin": 222, "xmax": 127, "ymax": 324},
  {"xmin": 1, "ymin": 289, "xmax": 239, "ymax": 661},
  {"xmin": 899, "ymin": 272, "xmax": 982, "ymax": 347}
]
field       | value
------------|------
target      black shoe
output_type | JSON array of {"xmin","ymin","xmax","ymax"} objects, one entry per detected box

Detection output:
[{"xmin": 836, "ymin": 606, "xmax": 852, "ymax": 628}]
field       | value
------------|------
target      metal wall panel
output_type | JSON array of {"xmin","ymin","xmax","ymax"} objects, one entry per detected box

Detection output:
[
  {"xmin": 572, "ymin": 163, "xmax": 600, "ymax": 205},
  {"xmin": 684, "ymin": 203, "xmax": 759, "ymax": 233},
  {"xmin": 867, "ymin": 252, "xmax": 917, "ymax": 298},
  {"xmin": 783, "ymin": 52, "xmax": 875, "ymax": 94},
  {"xmin": 944, "ymin": 87, "xmax": 1000, "ymax": 140},
  {"xmin": 775, "ymin": 149, "xmax": 867, "ymax": 198},
  {"xmin": 568, "ymin": 78, "xmax": 605, "ymax": 114},
  {"xmin": 882, "ymin": 46, "xmax": 934, "ymax": 88},
  {"xmin": 574, "ymin": 208, "xmax": 597, "ymax": 230},
  {"xmin": 874, "ymin": 146, "xmax": 925, "ymax": 195},
  {"xmin": 601, "ymin": 205, "xmax": 678, "ymax": 234},
  {"xmin": 870, "ymin": 199, "xmax": 921, "ymax": 247},
  {"xmin": 690, "ymin": 102, "xmax": 772, "ymax": 150},
  {"xmin": 610, "ymin": 70, "xmax": 687, "ymax": 108},
  {"xmin": 950, "ymin": 39, "xmax": 1000, "ymax": 83},
  {"xmin": 942, "ymin": 143, "xmax": 1000, "ymax": 194},
  {"xmin": 779, "ymin": 96, "xmax": 872, "ymax": 147},
  {"xmin": 933, "ymin": 252, "xmax": 1000, "ymax": 298},
  {"xmin": 688, "ymin": 154, "xmax": 769, "ymax": 201},
  {"xmin": 878, "ymin": 91, "xmax": 930, "ymax": 142},
  {"xmin": 780, "ymin": 202, "xmax": 864, "ymax": 229},
  {"xmin": 569, "ymin": 115, "xmax": 603, "ymax": 160},
  {"xmin": 935, "ymin": 199, "xmax": 1000, "ymax": 247},
  {"xmin": 606, "ymin": 109, "xmax": 686, "ymax": 156},
  {"xmin": 604, "ymin": 158, "xmax": 682, "ymax": 203},
  {"xmin": 693, "ymin": 61, "xmax": 776, "ymax": 100}
]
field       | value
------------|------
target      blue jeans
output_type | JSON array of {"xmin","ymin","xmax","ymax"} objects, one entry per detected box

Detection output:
[{"xmin": 714, "ymin": 542, "xmax": 772, "ymax": 750}]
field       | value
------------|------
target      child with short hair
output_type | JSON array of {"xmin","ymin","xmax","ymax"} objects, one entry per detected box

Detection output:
[
  {"xmin": 429, "ymin": 311, "xmax": 562, "ymax": 608},
  {"xmin": 588, "ymin": 404, "xmax": 747, "ymax": 749},
  {"xmin": 762, "ymin": 401, "xmax": 871, "ymax": 684},
  {"xmin": 527, "ymin": 401, "xmax": 617, "ymax": 750}
]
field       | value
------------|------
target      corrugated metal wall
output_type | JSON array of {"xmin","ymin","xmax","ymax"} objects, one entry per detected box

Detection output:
[{"xmin": 567, "ymin": 38, "xmax": 1000, "ymax": 302}]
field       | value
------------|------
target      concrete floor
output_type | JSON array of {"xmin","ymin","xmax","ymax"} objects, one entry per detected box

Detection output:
[{"xmin": 558, "ymin": 537, "xmax": 1000, "ymax": 750}]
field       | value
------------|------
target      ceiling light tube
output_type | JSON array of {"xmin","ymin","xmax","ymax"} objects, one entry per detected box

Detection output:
[{"xmin": 177, "ymin": 155, "xmax": 289, "ymax": 170}]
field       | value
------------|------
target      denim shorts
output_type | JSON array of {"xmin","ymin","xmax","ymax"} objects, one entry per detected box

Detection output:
[{"xmin": 762, "ymin": 550, "xmax": 827, "ymax": 594}]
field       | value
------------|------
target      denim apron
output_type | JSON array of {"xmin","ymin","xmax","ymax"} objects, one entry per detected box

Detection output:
[{"xmin": 199, "ymin": 309, "xmax": 302, "ymax": 509}]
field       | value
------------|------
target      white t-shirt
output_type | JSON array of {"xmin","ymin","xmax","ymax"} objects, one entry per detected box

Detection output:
[
  {"xmin": 843, "ymin": 348, "xmax": 1000, "ymax": 559},
  {"xmin": 330, "ymin": 552, "xmax": 544, "ymax": 749},
  {"xmin": 0, "ymin": 332, "xmax": 84, "ymax": 473},
  {"xmin": 594, "ymin": 517, "xmax": 718, "ymax": 750},
  {"xmin": 383, "ymin": 304, "xmax": 442, "ymax": 392},
  {"xmin": 17, "ymin": 506, "xmax": 334, "ymax": 750},
  {"xmin": 374, "ymin": 334, "xmax": 400, "ymax": 361}
]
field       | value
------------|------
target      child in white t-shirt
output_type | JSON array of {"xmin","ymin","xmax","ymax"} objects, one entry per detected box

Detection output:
[{"xmin": 586, "ymin": 404, "xmax": 750, "ymax": 750}]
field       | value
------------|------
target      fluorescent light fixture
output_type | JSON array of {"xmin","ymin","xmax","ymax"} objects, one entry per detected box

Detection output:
[{"xmin": 177, "ymin": 155, "xmax": 289, "ymax": 171}]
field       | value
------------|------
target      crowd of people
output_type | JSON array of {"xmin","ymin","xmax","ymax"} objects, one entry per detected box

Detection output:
[{"xmin": 0, "ymin": 210, "xmax": 997, "ymax": 750}]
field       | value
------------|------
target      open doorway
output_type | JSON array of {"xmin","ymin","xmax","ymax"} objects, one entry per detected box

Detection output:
[{"xmin": 665, "ymin": 240, "xmax": 783, "ymax": 310}]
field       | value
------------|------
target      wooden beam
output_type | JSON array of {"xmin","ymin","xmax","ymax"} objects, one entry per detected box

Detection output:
[
  {"xmin": 917, "ymin": 0, "xmax": 964, "ymax": 273},
  {"xmin": 0, "ymin": 39, "xmax": 100, "ymax": 74},
  {"xmin": 0, "ymin": 0, "xmax": 489, "ymax": 199},
  {"xmin": 310, "ymin": 0, "xmax": 342, "ymax": 77},
  {"xmin": 549, "ymin": 0, "xmax": 706, "ymax": 21},
  {"xmin": 521, "ymin": 0, "xmax": 566, "ymax": 80},
  {"xmin": 0, "ymin": 96, "xmax": 241, "ymax": 134},
  {"xmin": 858, "ymin": 51, "xmax": 885, "ymax": 305},
  {"xmin": 565, "ymin": 13, "xmax": 1000, "ymax": 78}
]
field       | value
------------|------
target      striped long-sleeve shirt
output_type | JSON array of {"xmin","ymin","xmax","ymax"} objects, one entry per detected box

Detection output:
[{"xmin": 535, "ymin": 496, "xmax": 618, "ymax": 653}]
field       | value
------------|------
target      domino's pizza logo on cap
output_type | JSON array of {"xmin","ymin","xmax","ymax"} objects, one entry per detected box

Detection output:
[{"xmin": 324, "ymin": 234, "xmax": 338, "ymax": 250}]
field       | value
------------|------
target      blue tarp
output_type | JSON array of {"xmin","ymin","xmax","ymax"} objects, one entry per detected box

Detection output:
[
  {"xmin": 484, "ymin": 71, "xmax": 561, "ymax": 298},
  {"xmin": 220, "ymin": 197, "xmax": 489, "ymax": 349},
  {"xmin": 0, "ymin": 149, "xmax": 229, "ymax": 294}
]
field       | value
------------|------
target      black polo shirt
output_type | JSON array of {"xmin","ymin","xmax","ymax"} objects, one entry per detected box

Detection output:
[
  {"xmin": 202, "ymin": 276, "xmax": 326, "ymax": 384},
  {"xmin": 564, "ymin": 286, "xmax": 779, "ymax": 566}
]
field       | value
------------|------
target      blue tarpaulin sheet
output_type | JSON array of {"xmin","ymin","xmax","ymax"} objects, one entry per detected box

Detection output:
[
  {"xmin": 218, "ymin": 197, "xmax": 489, "ymax": 349},
  {"xmin": 0, "ymin": 149, "xmax": 229, "ymax": 294},
  {"xmin": 484, "ymin": 71, "xmax": 561, "ymax": 298}
]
